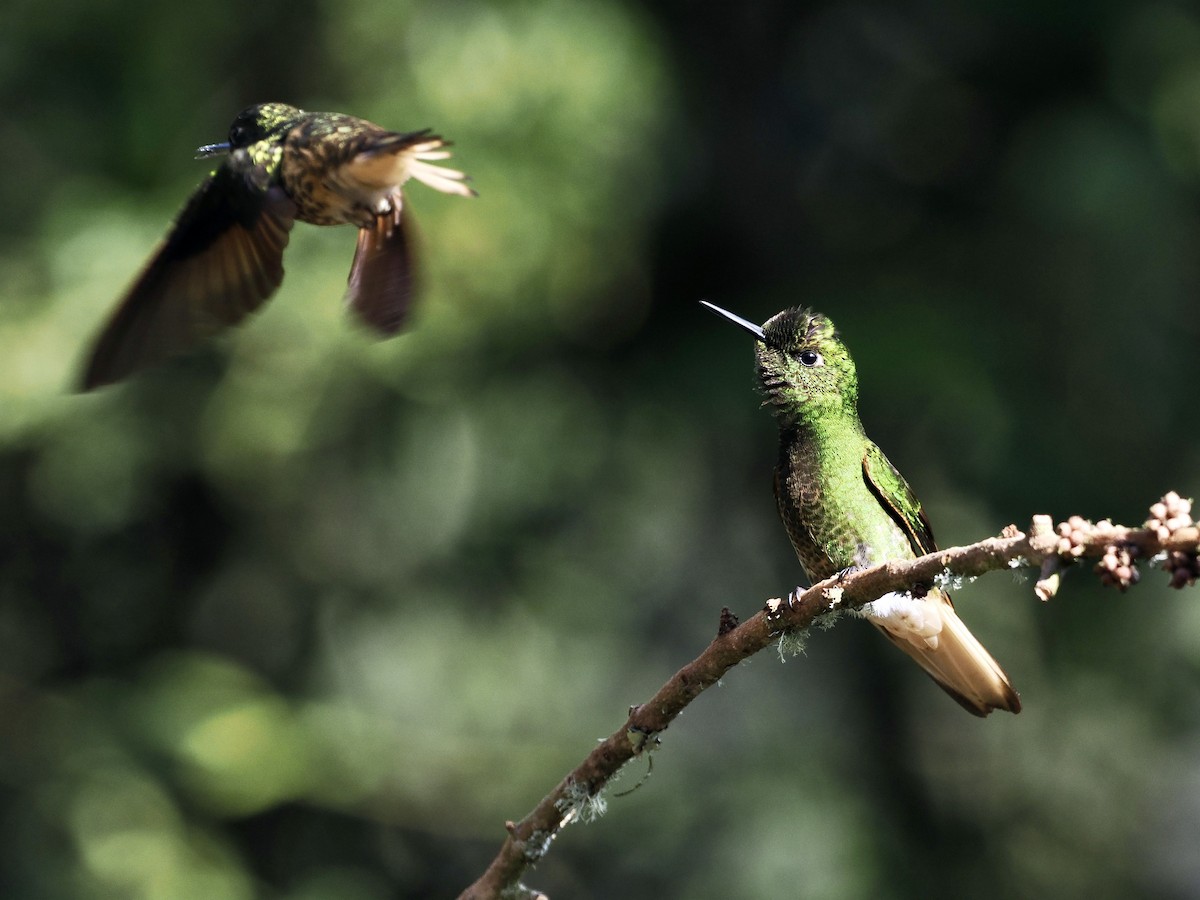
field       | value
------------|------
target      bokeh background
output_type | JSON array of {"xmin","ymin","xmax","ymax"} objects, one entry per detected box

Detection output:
[{"xmin": 2, "ymin": 0, "xmax": 1200, "ymax": 897}]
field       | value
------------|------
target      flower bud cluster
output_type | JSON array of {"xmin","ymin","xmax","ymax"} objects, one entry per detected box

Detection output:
[
  {"xmin": 1096, "ymin": 543, "xmax": 1139, "ymax": 591},
  {"xmin": 1055, "ymin": 515, "xmax": 1094, "ymax": 557},
  {"xmin": 1147, "ymin": 492, "xmax": 1193, "ymax": 542},
  {"xmin": 1165, "ymin": 552, "xmax": 1199, "ymax": 589},
  {"xmin": 1147, "ymin": 492, "xmax": 1197, "ymax": 589}
]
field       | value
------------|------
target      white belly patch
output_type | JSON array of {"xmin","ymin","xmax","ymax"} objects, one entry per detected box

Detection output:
[{"xmin": 862, "ymin": 592, "xmax": 944, "ymax": 651}]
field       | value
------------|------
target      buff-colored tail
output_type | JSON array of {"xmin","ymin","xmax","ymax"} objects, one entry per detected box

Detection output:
[
  {"xmin": 864, "ymin": 590, "xmax": 1020, "ymax": 717},
  {"xmin": 351, "ymin": 133, "xmax": 477, "ymax": 198}
]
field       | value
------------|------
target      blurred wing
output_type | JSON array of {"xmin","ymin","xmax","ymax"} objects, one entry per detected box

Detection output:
[
  {"xmin": 345, "ymin": 204, "xmax": 416, "ymax": 335},
  {"xmin": 81, "ymin": 149, "xmax": 297, "ymax": 390},
  {"xmin": 861, "ymin": 441, "xmax": 937, "ymax": 556}
]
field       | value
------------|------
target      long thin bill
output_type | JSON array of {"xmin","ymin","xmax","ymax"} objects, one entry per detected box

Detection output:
[
  {"xmin": 699, "ymin": 300, "xmax": 765, "ymax": 341},
  {"xmin": 195, "ymin": 141, "xmax": 232, "ymax": 159}
]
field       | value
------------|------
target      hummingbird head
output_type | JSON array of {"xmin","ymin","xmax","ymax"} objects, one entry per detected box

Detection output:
[
  {"xmin": 700, "ymin": 301, "xmax": 858, "ymax": 421},
  {"xmin": 196, "ymin": 103, "xmax": 305, "ymax": 158}
]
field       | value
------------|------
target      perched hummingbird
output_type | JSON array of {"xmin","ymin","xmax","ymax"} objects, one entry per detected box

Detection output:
[
  {"xmin": 702, "ymin": 301, "xmax": 1020, "ymax": 717},
  {"xmin": 81, "ymin": 102, "xmax": 475, "ymax": 390}
]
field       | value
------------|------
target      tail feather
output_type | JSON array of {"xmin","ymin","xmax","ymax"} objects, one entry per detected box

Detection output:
[
  {"xmin": 351, "ymin": 133, "xmax": 477, "ymax": 198},
  {"xmin": 408, "ymin": 158, "xmax": 476, "ymax": 197},
  {"xmin": 865, "ymin": 591, "xmax": 1020, "ymax": 717}
]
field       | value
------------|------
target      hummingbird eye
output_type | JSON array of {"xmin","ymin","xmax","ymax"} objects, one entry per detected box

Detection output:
[{"xmin": 798, "ymin": 349, "xmax": 822, "ymax": 367}]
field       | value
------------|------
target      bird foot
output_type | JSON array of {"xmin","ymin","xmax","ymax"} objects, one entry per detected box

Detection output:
[{"xmin": 835, "ymin": 565, "xmax": 866, "ymax": 583}]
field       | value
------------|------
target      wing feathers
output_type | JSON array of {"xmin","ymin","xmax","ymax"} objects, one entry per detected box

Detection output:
[
  {"xmin": 81, "ymin": 156, "xmax": 296, "ymax": 390},
  {"xmin": 345, "ymin": 205, "xmax": 416, "ymax": 335},
  {"xmin": 861, "ymin": 444, "xmax": 1020, "ymax": 715}
]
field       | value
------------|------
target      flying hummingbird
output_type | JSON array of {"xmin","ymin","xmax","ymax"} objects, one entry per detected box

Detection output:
[
  {"xmin": 701, "ymin": 301, "xmax": 1020, "ymax": 717},
  {"xmin": 80, "ymin": 102, "xmax": 475, "ymax": 390}
]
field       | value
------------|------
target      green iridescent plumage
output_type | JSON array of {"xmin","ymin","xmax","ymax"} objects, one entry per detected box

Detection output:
[{"xmin": 704, "ymin": 301, "xmax": 1020, "ymax": 716}]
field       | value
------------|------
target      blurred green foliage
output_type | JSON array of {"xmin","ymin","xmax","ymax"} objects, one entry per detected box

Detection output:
[{"xmin": 1, "ymin": 0, "xmax": 1199, "ymax": 897}]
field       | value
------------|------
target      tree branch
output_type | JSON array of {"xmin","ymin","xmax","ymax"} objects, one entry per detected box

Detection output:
[{"xmin": 458, "ymin": 497, "xmax": 1199, "ymax": 900}]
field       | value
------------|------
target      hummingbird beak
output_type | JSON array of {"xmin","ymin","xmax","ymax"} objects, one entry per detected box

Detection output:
[
  {"xmin": 194, "ymin": 141, "xmax": 232, "ymax": 159},
  {"xmin": 699, "ymin": 300, "xmax": 765, "ymax": 341}
]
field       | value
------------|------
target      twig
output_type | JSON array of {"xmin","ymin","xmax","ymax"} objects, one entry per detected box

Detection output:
[{"xmin": 459, "ymin": 500, "xmax": 1199, "ymax": 899}]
